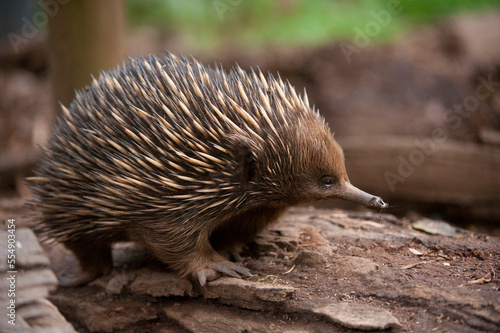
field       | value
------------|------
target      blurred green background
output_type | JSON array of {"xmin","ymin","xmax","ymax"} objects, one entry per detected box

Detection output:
[{"xmin": 127, "ymin": 0, "xmax": 500, "ymax": 52}]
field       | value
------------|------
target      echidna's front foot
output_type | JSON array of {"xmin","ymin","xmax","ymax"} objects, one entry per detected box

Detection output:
[{"xmin": 196, "ymin": 261, "xmax": 252, "ymax": 286}]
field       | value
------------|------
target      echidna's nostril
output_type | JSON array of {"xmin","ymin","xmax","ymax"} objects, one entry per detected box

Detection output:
[
  {"xmin": 375, "ymin": 197, "xmax": 388, "ymax": 209},
  {"xmin": 367, "ymin": 196, "xmax": 389, "ymax": 209}
]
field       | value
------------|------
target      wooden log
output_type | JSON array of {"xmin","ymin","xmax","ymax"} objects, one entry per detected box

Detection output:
[{"xmin": 0, "ymin": 229, "xmax": 74, "ymax": 331}]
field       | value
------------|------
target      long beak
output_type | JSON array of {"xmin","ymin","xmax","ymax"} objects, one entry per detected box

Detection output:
[{"xmin": 339, "ymin": 182, "xmax": 388, "ymax": 210}]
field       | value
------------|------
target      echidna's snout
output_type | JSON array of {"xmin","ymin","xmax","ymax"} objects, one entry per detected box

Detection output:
[{"xmin": 338, "ymin": 182, "xmax": 388, "ymax": 210}]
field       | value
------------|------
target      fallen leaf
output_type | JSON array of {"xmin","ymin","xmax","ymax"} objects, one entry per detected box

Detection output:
[{"xmin": 412, "ymin": 219, "xmax": 458, "ymax": 237}]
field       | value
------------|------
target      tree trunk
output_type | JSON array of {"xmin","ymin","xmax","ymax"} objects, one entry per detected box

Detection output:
[{"xmin": 48, "ymin": 0, "xmax": 125, "ymax": 115}]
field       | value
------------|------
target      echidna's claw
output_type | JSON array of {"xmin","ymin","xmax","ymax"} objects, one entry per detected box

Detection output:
[
  {"xmin": 196, "ymin": 261, "xmax": 252, "ymax": 286},
  {"xmin": 196, "ymin": 270, "xmax": 208, "ymax": 286},
  {"xmin": 211, "ymin": 261, "xmax": 252, "ymax": 278}
]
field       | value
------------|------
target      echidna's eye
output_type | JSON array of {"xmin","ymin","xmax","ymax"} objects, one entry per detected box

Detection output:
[{"xmin": 320, "ymin": 176, "xmax": 336, "ymax": 188}]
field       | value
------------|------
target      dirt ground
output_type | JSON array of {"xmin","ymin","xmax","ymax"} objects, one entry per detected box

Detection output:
[{"xmin": 0, "ymin": 11, "xmax": 499, "ymax": 333}]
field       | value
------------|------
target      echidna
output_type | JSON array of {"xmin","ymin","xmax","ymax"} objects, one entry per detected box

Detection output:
[{"xmin": 28, "ymin": 52, "xmax": 388, "ymax": 286}]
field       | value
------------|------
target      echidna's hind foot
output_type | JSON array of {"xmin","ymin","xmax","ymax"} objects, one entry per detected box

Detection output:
[
  {"xmin": 196, "ymin": 261, "xmax": 252, "ymax": 286},
  {"xmin": 215, "ymin": 245, "xmax": 244, "ymax": 262},
  {"xmin": 229, "ymin": 251, "xmax": 244, "ymax": 262},
  {"xmin": 59, "ymin": 240, "xmax": 113, "ymax": 287},
  {"xmin": 58, "ymin": 270, "xmax": 104, "ymax": 287}
]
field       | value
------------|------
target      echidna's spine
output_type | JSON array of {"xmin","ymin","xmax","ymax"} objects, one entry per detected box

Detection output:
[{"xmin": 28, "ymin": 53, "xmax": 319, "ymax": 243}]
